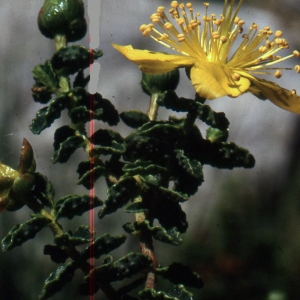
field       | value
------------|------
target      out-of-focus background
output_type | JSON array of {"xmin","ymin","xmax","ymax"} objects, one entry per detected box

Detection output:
[{"xmin": 1, "ymin": 0, "xmax": 300, "ymax": 299}]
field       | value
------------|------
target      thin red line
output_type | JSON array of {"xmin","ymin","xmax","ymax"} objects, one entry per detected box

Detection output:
[{"xmin": 89, "ymin": 43, "xmax": 95, "ymax": 299}]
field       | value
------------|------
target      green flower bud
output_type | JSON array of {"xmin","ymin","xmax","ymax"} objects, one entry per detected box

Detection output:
[
  {"xmin": 12, "ymin": 174, "xmax": 35, "ymax": 196},
  {"xmin": 38, "ymin": 0, "xmax": 87, "ymax": 42},
  {"xmin": 141, "ymin": 69, "xmax": 180, "ymax": 96},
  {"xmin": 18, "ymin": 139, "xmax": 36, "ymax": 174}
]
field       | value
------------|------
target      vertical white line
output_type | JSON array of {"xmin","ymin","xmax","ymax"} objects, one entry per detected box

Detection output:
[{"xmin": 88, "ymin": 0, "xmax": 101, "ymax": 94}]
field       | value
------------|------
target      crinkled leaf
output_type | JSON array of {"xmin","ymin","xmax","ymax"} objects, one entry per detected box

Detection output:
[
  {"xmin": 32, "ymin": 60, "xmax": 58, "ymax": 91},
  {"xmin": 39, "ymin": 262, "xmax": 77, "ymax": 300},
  {"xmin": 30, "ymin": 94, "xmax": 70, "ymax": 134},
  {"xmin": 156, "ymin": 263, "xmax": 203, "ymax": 289},
  {"xmin": 168, "ymin": 285, "xmax": 194, "ymax": 300},
  {"xmin": 81, "ymin": 233, "xmax": 126, "ymax": 260},
  {"xmin": 157, "ymin": 90, "xmax": 229, "ymax": 130},
  {"xmin": 123, "ymin": 160, "xmax": 168, "ymax": 179},
  {"xmin": 73, "ymin": 69, "xmax": 90, "ymax": 88},
  {"xmin": 86, "ymin": 252, "xmax": 153, "ymax": 283},
  {"xmin": 51, "ymin": 45, "xmax": 103, "ymax": 76},
  {"xmin": 92, "ymin": 142, "xmax": 125, "ymax": 156},
  {"xmin": 206, "ymin": 127, "xmax": 229, "ymax": 142},
  {"xmin": 90, "ymin": 129, "xmax": 124, "ymax": 145},
  {"xmin": 120, "ymin": 110, "xmax": 150, "ymax": 128},
  {"xmin": 44, "ymin": 245, "xmax": 69, "ymax": 263},
  {"xmin": 77, "ymin": 159, "xmax": 106, "ymax": 189},
  {"xmin": 55, "ymin": 225, "xmax": 91, "ymax": 246},
  {"xmin": 123, "ymin": 221, "xmax": 182, "ymax": 246},
  {"xmin": 1, "ymin": 216, "xmax": 51, "ymax": 252},
  {"xmin": 32, "ymin": 173, "xmax": 55, "ymax": 208},
  {"xmin": 67, "ymin": 88, "xmax": 119, "ymax": 125},
  {"xmin": 159, "ymin": 187, "xmax": 189, "ymax": 203},
  {"xmin": 139, "ymin": 289, "xmax": 178, "ymax": 300},
  {"xmin": 124, "ymin": 201, "xmax": 148, "ymax": 213},
  {"xmin": 52, "ymin": 135, "xmax": 85, "ymax": 163},
  {"xmin": 172, "ymin": 150, "xmax": 203, "ymax": 195},
  {"xmin": 55, "ymin": 194, "xmax": 103, "ymax": 220},
  {"xmin": 98, "ymin": 177, "xmax": 140, "ymax": 218},
  {"xmin": 198, "ymin": 141, "xmax": 255, "ymax": 169}
]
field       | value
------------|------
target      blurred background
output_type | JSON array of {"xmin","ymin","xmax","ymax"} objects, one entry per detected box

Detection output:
[{"xmin": 1, "ymin": 0, "xmax": 300, "ymax": 299}]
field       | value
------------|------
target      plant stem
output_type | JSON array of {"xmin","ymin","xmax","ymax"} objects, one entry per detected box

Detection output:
[{"xmin": 147, "ymin": 93, "xmax": 159, "ymax": 121}]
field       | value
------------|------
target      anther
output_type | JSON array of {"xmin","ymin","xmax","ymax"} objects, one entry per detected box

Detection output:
[
  {"xmin": 177, "ymin": 33, "xmax": 185, "ymax": 42},
  {"xmin": 232, "ymin": 73, "xmax": 241, "ymax": 81},
  {"xmin": 212, "ymin": 31, "xmax": 220, "ymax": 39},
  {"xmin": 164, "ymin": 22, "xmax": 173, "ymax": 30},
  {"xmin": 186, "ymin": 3, "xmax": 193, "ymax": 8},
  {"xmin": 275, "ymin": 30, "xmax": 283, "ymax": 37},
  {"xmin": 177, "ymin": 18, "xmax": 185, "ymax": 26},
  {"xmin": 293, "ymin": 50, "xmax": 300, "ymax": 58},
  {"xmin": 292, "ymin": 89, "xmax": 297, "ymax": 95},
  {"xmin": 171, "ymin": 1, "xmax": 179, "ymax": 8},
  {"xmin": 294, "ymin": 65, "xmax": 300, "ymax": 73},
  {"xmin": 274, "ymin": 70, "xmax": 282, "ymax": 78},
  {"xmin": 179, "ymin": 3, "xmax": 185, "ymax": 10},
  {"xmin": 234, "ymin": 17, "xmax": 240, "ymax": 24},
  {"xmin": 220, "ymin": 36, "xmax": 227, "ymax": 43}
]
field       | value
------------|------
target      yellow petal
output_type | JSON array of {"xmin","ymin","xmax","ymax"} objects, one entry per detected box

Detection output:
[
  {"xmin": 111, "ymin": 43, "xmax": 196, "ymax": 74},
  {"xmin": 248, "ymin": 77, "xmax": 300, "ymax": 114},
  {"xmin": 190, "ymin": 61, "xmax": 251, "ymax": 100}
]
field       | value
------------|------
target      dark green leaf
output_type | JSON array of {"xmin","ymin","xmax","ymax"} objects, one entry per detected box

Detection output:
[
  {"xmin": 30, "ymin": 94, "xmax": 70, "ymax": 134},
  {"xmin": 156, "ymin": 263, "xmax": 203, "ymax": 289},
  {"xmin": 1, "ymin": 216, "xmax": 51, "ymax": 252},
  {"xmin": 81, "ymin": 233, "xmax": 126, "ymax": 260},
  {"xmin": 39, "ymin": 262, "xmax": 77, "ymax": 300},
  {"xmin": 168, "ymin": 285, "xmax": 194, "ymax": 300},
  {"xmin": 87, "ymin": 252, "xmax": 153, "ymax": 283},
  {"xmin": 44, "ymin": 245, "xmax": 69, "ymax": 263},
  {"xmin": 77, "ymin": 159, "xmax": 106, "ymax": 189},
  {"xmin": 51, "ymin": 45, "xmax": 103, "ymax": 76},
  {"xmin": 123, "ymin": 221, "xmax": 182, "ymax": 246},
  {"xmin": 32, "ymin": 173, "xmax": 55, "ymax": 208},
  {"xmin": 55, "ymin": 225, "xmax": 91, "ymax": 246},
  {"xmin": 90, "ymin": 129, "xmax": 124, "ymax": 145},
  {"xmin": 198, "ymin": 140, "xmax": 255, "ymax": 169},
  {"xmin": 55, "ymin": 194, "xmax": 103, "ymax": 220},
  {"xmin": 124, "ymin": 201, "xmax": 148, "ymax": 213},
  {"xmin": 52, "ymin": 135, "xmax": 85, "ymax": 163},
  {"xmin": 172, "ymin": 150, "xmax": 203, "ymax": 196},
  {"xmin": 32, "ymin": 60, "xmax": 58, "ymax": 91},
  {"xmin": 92, "ymin": 142, "xmax": 125, "ymax": 156},
  {"xmin": 98, "ymin": 177, "xmax": 140, "ymax": 218},
  {"xmin": 120, "ymin": 111, "xmax": 150, "ymax": 128},
  {"xmin": 73, "ymin": 69, "xmax": 90, "ymax": 88},
  {"xmin": 206, "ymin": 127, "xmax": 229, "ymax": 142},
  {"xmin": 159, "ymin": 187, "xmax": 189, "ymax": 203}
]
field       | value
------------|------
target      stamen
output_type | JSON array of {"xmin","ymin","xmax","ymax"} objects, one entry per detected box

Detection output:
[{"xmin": 274, "ymin": 70, "xmax": 282, "ymax": 78}]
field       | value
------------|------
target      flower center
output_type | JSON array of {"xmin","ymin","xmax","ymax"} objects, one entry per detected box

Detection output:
[{"xmin": 140, "ymin": 1, "xmax": 300, "ymax": 79}]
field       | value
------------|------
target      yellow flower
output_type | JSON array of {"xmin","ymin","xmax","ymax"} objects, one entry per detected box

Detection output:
[{"xmin": 112, "ymin": 1, "xmax": 300, "ymax": 113}]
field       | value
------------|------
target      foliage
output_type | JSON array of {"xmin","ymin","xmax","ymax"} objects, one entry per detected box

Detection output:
[{"xmin": 0, "ymin": 0, "xmax": 256, "ymax": 299}]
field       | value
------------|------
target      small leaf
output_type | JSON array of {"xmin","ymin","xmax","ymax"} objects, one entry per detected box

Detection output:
[
  {"xmin": 206, "ymin": 127, "xmax": 229, "ymax": 142},
  {"xmin": 55, "ymin": 225, "xmax": 91, "ymax": 246},
  {"xmin": 77, "ymin": 159, "xmax": 106, "ymax": 189},
  {"xmin": 39, "ymin": 262, "xmax": 77, "ymax": 300},
  {"xmin": 124, "ymin": 201, "xmax": 148, "ymax": 213},
  {"xmin": 168, "ymin": 285, "xmax": 194, "ymax": 300},
  {"xmin": 156, "ymin": 263, "xmax": 203, "ymax": 289},
  {"xmin": 44, "ymin": 245, "xmax": 69, "ymax": 263},
  {"xmin": 86, "ymin": 252, "xmax": 153, "ymax": 283},
  {"xmin": 98, "ymin": 177, "xmax": 140, "ymax": 218},
  {"xmin": 81, "ymin": 233, "xmax": 126, "ymax": 260},
  {"xmin": 32, "ymin": 173, "xmax": 55, "ymax": 208},
  {"xmin": 55, "ymin": 194, "xmax": 103, "ymax": 220},
  {"xmin": 30, "ymin": 94, "xmax": 70, "ymax": 134},
  {"xmin": 32, "ymin": 60, "xmax": 58, "ymax": 91},
  {"xmin": 120, "ymin": 111, "xmax": 150, "ymax": 128},
  {"xmin": 123, "ymin": 221, "xmax": 182, "ymax": 246},
  {"xmin": 73, "ymin": 69, "xmax": 90, "ymax": 88},
  {"xmin": 92, "ymin": 142, "xmax": 125, "ymax": 156},
  {"xmin": 90, "ymin": 129, "xmax": 124, "ymax": 145},
  {"xmin": 159, "ymin": 187, "xmax": 189, "ymax": 203},
  {"xmin": 1, "ymin": 216, "xmax": 51, "ymax": 252},
  {"xmin": 52, "ymin": 135, "xmax": 85, "ymax": 163}
]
